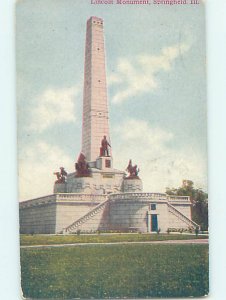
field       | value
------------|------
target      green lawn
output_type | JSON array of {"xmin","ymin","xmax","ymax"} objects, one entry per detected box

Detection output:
[
  {"xmin": 20, "ymin": 233, "xmax": 208, "ymax": 246},
  {"xmin": 21, "ymin": 244, "xmax": 209, "ymax": 298}
]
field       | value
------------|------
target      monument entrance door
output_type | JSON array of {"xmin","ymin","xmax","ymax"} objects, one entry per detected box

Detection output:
[{"xmin": 151, "ymin": 214, "xmax": 158, "ymax": 232}]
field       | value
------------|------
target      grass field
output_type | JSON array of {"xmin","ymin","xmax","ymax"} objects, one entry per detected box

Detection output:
[
  {"xmin": 21, "ymin": 244, "xmax": 209, "ymax": 299},
  {"xmin": 20, "ymin": 233, "xmax": 208, "ymax": 246}
]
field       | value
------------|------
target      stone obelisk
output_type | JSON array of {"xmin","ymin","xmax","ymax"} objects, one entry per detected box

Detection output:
[{"xmin": 81, "ymin": 16, "xmax": 111, "ymax": 162}]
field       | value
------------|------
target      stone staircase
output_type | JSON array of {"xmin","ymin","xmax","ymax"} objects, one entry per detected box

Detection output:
[
  {"xmin": 63, "ymin": 198, "xmax": 109, "ymax": 234},
  {"xmin": 168, "ymin": 203, "xmax": 199, "ymax": 229}
]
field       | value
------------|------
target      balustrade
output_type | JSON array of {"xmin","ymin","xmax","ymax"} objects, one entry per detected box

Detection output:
[
  {"xmin": 109, "ymin": 192, "xmax": 167, "ymax": 201},
  {"xmin": 56, "ymin": 193, "xmax": 108, "ymax": 202},
  {"xmin": 168, "ymin": 195, "xmax": 190, "ymax": 202},
  {"xmin": 20, "ymin": 192, "xmax": 190, "ymax": 212}
]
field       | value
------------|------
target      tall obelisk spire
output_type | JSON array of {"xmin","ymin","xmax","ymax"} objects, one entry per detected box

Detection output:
[{"xmin": 81, "ymin": 16, "xmax": 111, "ymax": 162}]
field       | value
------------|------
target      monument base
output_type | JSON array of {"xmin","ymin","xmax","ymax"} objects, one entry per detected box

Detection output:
[
  {"xmin": 122, "ymin": 178, "xmax": 143, "ymax": 193},
  {"xmin": 19, "ymin": 193, "xmax": 198, "ymax": 234},
  {"xmin": 53, "ymin": 183, "xmax": 67, "ymax": 193}
]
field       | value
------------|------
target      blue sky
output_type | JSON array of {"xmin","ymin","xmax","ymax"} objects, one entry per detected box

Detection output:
[{"xmin": 17, "ymin": 0, "xmax": 207, "ymax": 201}]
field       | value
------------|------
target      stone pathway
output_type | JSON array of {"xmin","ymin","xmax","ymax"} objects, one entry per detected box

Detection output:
[{"xmin": 21, "ymin": 239, "xmax": 209, "ymax": 249}]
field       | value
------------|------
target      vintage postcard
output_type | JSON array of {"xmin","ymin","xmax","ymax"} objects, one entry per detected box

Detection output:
[{"xmin": 17, "ymin": 0, "xmax": 208, "ymax": 298}]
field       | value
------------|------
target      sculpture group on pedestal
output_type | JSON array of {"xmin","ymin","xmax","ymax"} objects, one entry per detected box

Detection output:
[
  {"xmin": 126, "ymin": 159, "xmax": 140, "ymax": 179},
  {"xmin": 54, "ymin": 167, "xmax": 67, "ymax": 184},
  {"xmin": 75, "ymin": 152, "xmax": 90, "ymax": 177}
]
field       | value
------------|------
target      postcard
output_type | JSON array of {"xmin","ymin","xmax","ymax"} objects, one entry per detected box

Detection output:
[{"xmin": 17, "ymin": 0, "xmax": 208, "ymax": 298}]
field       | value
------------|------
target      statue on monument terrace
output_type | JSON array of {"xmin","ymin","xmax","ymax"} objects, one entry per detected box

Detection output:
[
  {"xmin": 100, "ymin": 135, "xmax": 111, "ymax": 157},
  {"xmin": 54, "ymin": 167, "xmax": 67, "ymax": 184},
  {"xmin": 126, "ymin": 159, "xmax": 140, "ymax": 179},
  {"xmin": 75, "ymin": 152, "xmax": 90, "ymax": 177}
]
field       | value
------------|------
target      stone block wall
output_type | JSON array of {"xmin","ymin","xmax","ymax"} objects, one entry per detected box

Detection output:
[
  {"xmin": 168, "ymin": 205, "xmax": 193, "ymax": 230},
  {"xmin": 69, "ymin": 202, "xmax": 110, "ymax": 233},
  {"xmin": 171, "ymin": 203, "xmax": 191, "ymax": 220},
  {"xmin": 55, "ymin": 202, "xmax": 98, "ymax": 233},
  {"xmin": 19, "ymin": 193, "xmax": 194, "ymax": 234},
  {"xmin": 53, "ymin": 183, "xmax": 67, "ymax": 193},
  {"xmin": 122, "ymin": 178, "xmax": 143, "ymax": 193},
  {"xmin": 109, "ymin": 201, "xmax": 148, "ymax": 232},
  {"xmin": 66, "ymin": 176, "xmax": 93, "ymax": 193},
  {"xmin": 66, "ymin": 170, "xmax": 125, "ymax": 194},
  {"xmin": 168, "ymin": 211, "xmax": 188, "ymax": 229},
  {"xmin": 19, "ymin": 203, "xmax": 57, "ymax": 234}
]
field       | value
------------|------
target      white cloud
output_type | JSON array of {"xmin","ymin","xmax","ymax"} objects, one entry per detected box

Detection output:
[
  {"xmin": 109, "ymin": 42, "xmax": 191, "ymax": 104},
  {"xmin": 112, "ymin": 119, "xmax": 207, "ymax": 192},
  {"xmin": 18, "ymin": 141, "xmax": 73, "ymax": 201},
  {"xmin": 29, "ymin": 86, "xmax": 79, "ymax": 132}
]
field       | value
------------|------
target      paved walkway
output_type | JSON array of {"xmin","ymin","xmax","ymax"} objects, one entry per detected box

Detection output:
[{"xmin": 21, "ymin": 239, "xmax": 208, "ymax": 249}]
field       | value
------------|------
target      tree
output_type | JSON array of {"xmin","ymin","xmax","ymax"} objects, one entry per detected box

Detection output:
[{"xmin": 166, "ymin": 181, "xmax": 208, "ymax": 231}]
